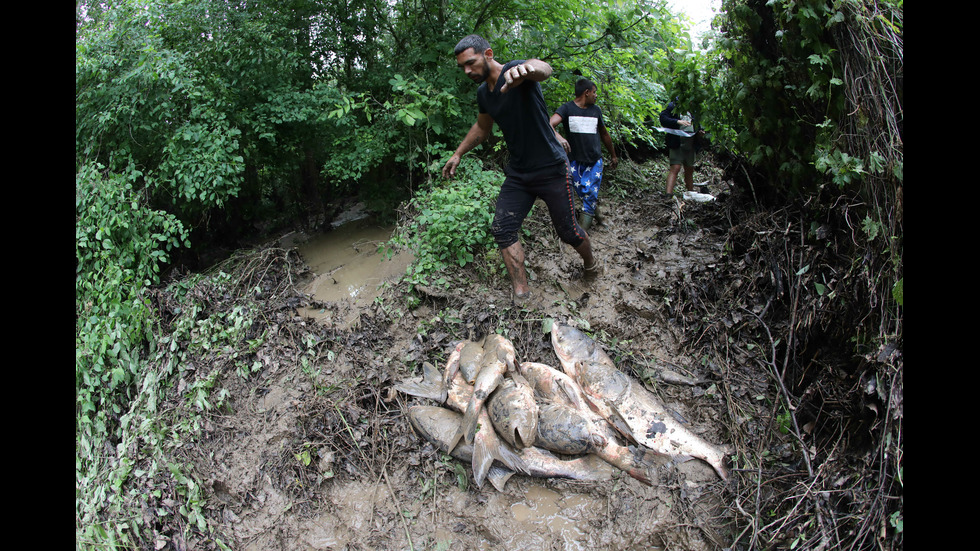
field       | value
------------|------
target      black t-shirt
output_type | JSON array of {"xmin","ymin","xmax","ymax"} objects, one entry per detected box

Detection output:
[
  {"xmin": 477, "ymin": 60, "xmax": 567, "ymax": 171},
  {"xmin": 555, "ymin": 101, "xmax": 605, "ymax": 165}
]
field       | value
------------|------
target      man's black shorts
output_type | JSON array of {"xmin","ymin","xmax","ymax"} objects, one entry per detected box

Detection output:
[{"xmin": 491, "ymin": 161, "xmax": 586, "ymax": 249}]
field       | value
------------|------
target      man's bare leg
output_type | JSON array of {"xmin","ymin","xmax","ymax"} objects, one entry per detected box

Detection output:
[
  {"xmin": 684, "ymin": 165, "xmax": 695, "ymax": 191},
  {"xmin": 501, "ymin": 242, "xmax": 530, "ymax": 297},
  {"xmin": 666, "ymin": 164, "xmax": 682, "ymax": 195}
]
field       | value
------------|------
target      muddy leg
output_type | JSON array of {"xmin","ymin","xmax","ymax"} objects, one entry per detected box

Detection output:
[{"xmin": 501, "ymin": 242, "xmax": 530, "ymax": 297}]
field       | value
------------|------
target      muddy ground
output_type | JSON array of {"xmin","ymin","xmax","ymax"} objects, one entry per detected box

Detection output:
[{"xmin": 158, "ymin": 156, "xmax": 902, "ymax": 550}]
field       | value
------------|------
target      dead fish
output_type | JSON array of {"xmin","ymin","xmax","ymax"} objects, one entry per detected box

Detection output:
[
  {"xmin": 650, "ymin": 366, "xmax": 703, "ymax": 387},
  {"xmin": 460, "ymin": 350, "xmax": 509, "ymax": 446},
  {"xmin": 542, "ymin": 327, "xmax": 638, "ymax": 443},
  {"xmin": 396, "ymin": 349, "xmax": 526, "ymax": 486},
  {"xmin": 443, "ymin": 369, "xmax": 528, "ymax": 486},
  {"xmin": 519, "ymin": 362, "xmax": 587, "ymax": 409},
  {"xmin": 482, "ymin": 333, "xmax": 517, "ymax": 373},
  {"xmin": 457, "ymin": 339, "xmax": 485, "ymax": 383},
  {"xmin": 442, "ymin": 341, "xmax": 468, "ymax": 392},
  {"xmin": 535, "ymin": 400, "xmax": 654, "ymax": 486},
  {"xmin": 407, "ymin": 405, "xmax": 512, "ymax": 491},
  {"xmin": 550, "ymin": 323, "xmax": 616, "ymax": 379},
  {"xmin": 520, "ymin": 361, "xmax": 609, "ymax": 416},
  {"xmin": 487, "ymin": 377, "xmax": 538, "ymax": 449},
  {"xmin": 408, "ymin": 405, "xmax": 614, "ymax": 491},
  {"xmin": 520, "ymin": 361, "xmax": 637, "ymax": 446},
  {"xmin": 576, "ymin": 359, "xmax": 731, "ymax": 481}
]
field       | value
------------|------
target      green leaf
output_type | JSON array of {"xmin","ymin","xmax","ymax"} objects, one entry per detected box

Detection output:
[{"xmin": 542, "ymin": 318, "xmax": 554, "ymax": 334}]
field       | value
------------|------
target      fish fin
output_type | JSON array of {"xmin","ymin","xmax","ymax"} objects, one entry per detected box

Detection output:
[
  {"xmin": 631, "ymin": 446, "xmax": 665, "ymax": 468},
  {"xmin": 605, "ymin": 405, "xmax": 639, "ymax": 446},
  {"xmin": 487, "ymin": 465, "xmax": 515, "ymax": 492},
  {"xmin": 556, "ymin": 378, "xmax": 585, "ymax": 410},
  {"xmin": 493, "ymin": 440, "xmax": 529, "ymax": 475},
  {"xmin": 626, "ymin": 467, "xmax": 654, "ymax": 486},
  {"xmin": 623, "ymin": 447, "xmax": 660, "ymax": 486},
  {"xmin": 471, "ymin": 438, "xmax": 495, "ymax": 488},
  {"xmin": 509, "ymin": 372, "xmax": 531, "ymax": 388},
  {"xmin": 517, "ymin": 425, "xmax": 536, "ymax": 450}
]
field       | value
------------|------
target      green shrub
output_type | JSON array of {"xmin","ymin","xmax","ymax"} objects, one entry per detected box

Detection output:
[{"xmin": 389, "ymin": 158, "xmax": 500, "ymax": 287}]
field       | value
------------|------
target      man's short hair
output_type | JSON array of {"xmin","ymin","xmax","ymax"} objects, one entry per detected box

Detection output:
[
  {"xmin": 454, "ymin": 35, "xmax": 491, "ymax": 56},
  {"xmin": 575, "ymin": 78, "xmax": 596, "ymax": 98}
]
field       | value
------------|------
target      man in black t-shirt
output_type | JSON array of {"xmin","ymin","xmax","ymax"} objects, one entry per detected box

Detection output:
[
  {"xmin": 442, "ymin": 35, "xmax": 599, "ymax": 303},
  {"xmin": 550, "ymin": 78, "xmax": 618, "ymax": 231}
]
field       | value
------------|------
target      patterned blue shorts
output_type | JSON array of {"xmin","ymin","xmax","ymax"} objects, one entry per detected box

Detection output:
[{"xmin": 570, "ymin": 158, "xmax": 604, "ymax": 216}]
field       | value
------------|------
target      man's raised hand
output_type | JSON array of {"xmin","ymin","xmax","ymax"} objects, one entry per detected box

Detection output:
[{"xmin": 499, "ymin": 63, "xmax": 534, "ymax": 94}]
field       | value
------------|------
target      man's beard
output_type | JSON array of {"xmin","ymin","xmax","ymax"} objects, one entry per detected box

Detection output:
[{"xmin": 471, "ymin": 58, "xmax": 490, "ymax": 83}]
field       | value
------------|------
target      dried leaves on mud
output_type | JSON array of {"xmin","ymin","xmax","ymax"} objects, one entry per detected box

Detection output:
[{"xmin": 145, "ymin": 156, "xmax": 902, "ymax": 551}]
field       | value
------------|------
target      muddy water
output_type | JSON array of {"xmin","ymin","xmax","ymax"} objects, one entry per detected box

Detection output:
[
  {"xmin": 291, "ymin": 217, "xmax": 413, "ymax": 326},
  {"xmin": 497, "ymin": 485, "xmax": 599, "ymax": 550}
]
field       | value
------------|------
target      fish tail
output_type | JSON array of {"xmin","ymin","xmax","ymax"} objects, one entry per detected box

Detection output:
[
  {"xmin": 394, "ymin": 366, "xmax": 448, "ymax": 402},
  {"xmin": 710, "ymin": 456, "xmax": 730, "ymax": 482},
  {"xmin": 487, "ymin": 465, "xmax": 515, "ymax": 492},
  {"xmin": 471, "ymin": 439, "xmax": 494, "ymax": 488},
  {"xmin": 446, "ymin": 426, "xmax": 464, "ymax": 452}
]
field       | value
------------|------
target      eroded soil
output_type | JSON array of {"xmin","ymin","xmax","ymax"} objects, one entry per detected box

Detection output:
[{"xmin": 157, "ymin": 157, "xmax": 901, "ymax": 550}]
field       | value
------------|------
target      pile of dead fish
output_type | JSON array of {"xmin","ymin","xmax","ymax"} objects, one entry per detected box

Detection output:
[{"xmin": 395, "ymin": 322, "xmax": 731, "ymax": 491}]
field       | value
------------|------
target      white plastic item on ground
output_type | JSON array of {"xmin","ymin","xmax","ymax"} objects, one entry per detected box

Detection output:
[{"xmin": 682, "ymin": 191, "xmax": 716, "ymax": 202}]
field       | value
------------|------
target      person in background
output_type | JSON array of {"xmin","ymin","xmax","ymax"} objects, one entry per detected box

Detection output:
[
  {"xmin": 550, "ymin": 78, "xmax": 618, "ymax": 232},
  {"xmin": 441, "ymin": 35, "xmax": 599, "ymax": 303},
  {"xmin": 659, "ymin": 98, "xmax": 704, "ymax": 195}
]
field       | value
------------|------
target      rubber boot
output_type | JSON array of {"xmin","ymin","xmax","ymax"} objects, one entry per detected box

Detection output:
[
  {"xmin": 593, "ymin": 205, "xmax": 603, "ymax": 225},
  {"xmin": 579, "ymin": 213, "xmax": 594, "ymax": 233}
]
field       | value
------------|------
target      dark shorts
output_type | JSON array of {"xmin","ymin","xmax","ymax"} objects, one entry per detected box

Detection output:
[
  {"xmin": 669, "ymin": 145, "xmax": 696, "ymax": 167},
  {"xmin": 491, "ymin": 161, "xmax": 586, "ymax": 249}
]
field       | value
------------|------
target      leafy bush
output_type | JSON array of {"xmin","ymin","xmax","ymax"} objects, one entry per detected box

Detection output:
[
  {"xmin": 76, "ymin": 161, "xmax": 191, "ymax": 547},
  {"xmin": 76, "ymin": 162, "xmax": 189, "ymax": 415},
  {"xmin": 389, "ymin": 158, "xmax": 501, "ymax": 287}
]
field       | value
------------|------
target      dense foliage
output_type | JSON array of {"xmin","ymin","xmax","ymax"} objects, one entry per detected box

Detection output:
[
  {"xmin": 76, "ymin": 0, "xmax": 902, "ymax": 548},
  {"xmin": 684, "ymin": 0, "xmax": 903, "ymax": 355},
  {"xmin": 670, "ymin": 1, "xmax": 903, "ymax": 547}
]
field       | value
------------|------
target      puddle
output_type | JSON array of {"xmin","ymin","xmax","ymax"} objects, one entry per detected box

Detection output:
[
  {"xmin": 504, "ymin": 485, "xmax": 590, "ymax": 549},
  {"xmin": 291, "ymin": 216, "xmax": 413, "ymax": 325}
]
